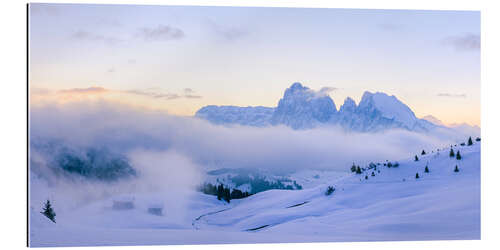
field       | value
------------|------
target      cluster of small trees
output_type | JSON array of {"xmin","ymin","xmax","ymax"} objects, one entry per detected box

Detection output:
[
  {"xmin": 352, "ymin": 136, "xmax": 475, "ymax": 183},
  {"xmin": 351, "ymin": 160, "xmax": 400, "ymax": 176},
  {"xmin": 449, "ymin": 148, "xmax": 462, "ymax": 160},
  {"xmin": 386, "ymin": 161, "xmax": 399, "ymax": 168},
  {"xmin": 351, "ymin": 163, "xmax": 362, "ymax": 174},
  {"xmin": 199, "ymin": 183, "xmax": 251, "ymax": 203}
]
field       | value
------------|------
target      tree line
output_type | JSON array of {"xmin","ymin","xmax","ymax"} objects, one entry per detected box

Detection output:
[{"xmin": 199, "ymin": 183, "xmax": 252, "ymax": 203}]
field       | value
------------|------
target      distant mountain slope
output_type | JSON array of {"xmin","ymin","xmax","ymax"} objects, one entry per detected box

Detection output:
[
  {"xmin": 195, "ymin": 82, "xmax": 440, "ymax": 132},
  {"xmin": 422, "ymin": 115, "xmax": 446, "ymax": 126}
]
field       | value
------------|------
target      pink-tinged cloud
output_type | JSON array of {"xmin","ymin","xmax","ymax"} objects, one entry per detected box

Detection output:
[{"xmin": 59, "ymin": 86, "xmax": 109, "ymax": 95}]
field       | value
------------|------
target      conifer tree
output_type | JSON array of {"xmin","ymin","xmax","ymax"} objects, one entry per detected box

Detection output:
[
  {"xmin": 449, "ymin": 148, "xmax": 455, "ymax": 157},
  {"xmin": 415, "ymin": 155, "xmax": 419, "ymax": 161},
  {"xmin": 371, "ymin": 172, "xmax": 375, "ymax": 177},
  {"xmin": 468, "ymin": 136, "xmax": 473, "ymax": 146},
  {"xmin": 351, "ymin": 163, "xmax": 357, "ymax": 173},
  {"xmin": 356, "ymin": 166, "xmax": 362, "ymax": 174},
  {"xmin": 454, "ymin": 165, "xmax": 459, "ymax": 172},
  {"xmin": 425, "ymin": 166, "xmax": 429, "ymax": 173},
  {"xmin": 365, "ymin": 175, "xmax": 368, "ymax": 180},
  {"xmin": 415, "ymin": 173, "xmax": 420, "ymax": 179},
  {"xmin": 41, "ymin": 200, "xmax": 56, "ymax": 223},
  {"xmin": 421, "ymin": 150, "xmax": 426, "ymax": 155},
  {"xmin": 456, "ymin": 150, "xmax": 462, "ymax": 160}
]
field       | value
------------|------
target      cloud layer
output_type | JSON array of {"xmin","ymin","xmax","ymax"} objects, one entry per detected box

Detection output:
[
  {"xmin": 437, "ymin": 93, "xmax": 467, "ymax": 98},
  {"xmin": 70, "ymin": 30, "xmax": 122, "ymax": 44},
  {"xmin": 30, "ymin": 101, "xmax": 464, "ymax": 174},
  {"xmin": 49, "ymin": 86, "xmax": 203, "ymax": 101},
  {"xmin": 443, "ymin": 33, "xmax": 480, "ymax": 51},
  {"xmin": 136, "ymin": 25, "xmax": 185, "ymax": 41}
]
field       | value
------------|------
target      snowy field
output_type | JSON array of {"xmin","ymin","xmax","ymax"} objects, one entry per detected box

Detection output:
[{"xmin": 29, "ymin": 142, "xmax": 480, "ymax": 247}]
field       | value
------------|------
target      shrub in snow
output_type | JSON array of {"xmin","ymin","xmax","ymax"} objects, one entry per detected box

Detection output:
[
  {"xmin": 41, "ymin": 200, "xmax": 56, "ymax": 223},
  {"xmin": 421, "ymin": 150, "xmax": 426, "ymax": 155},
  {"xmin": 415, "ymin": 173, "xmax": 420, "ymax": 179},
  {"xmin": 454, "ymin": 165, "xmax": 460, "ymax": 172},
  {"xmin": 325, "ymin": 186, "xmax": 335, "ymax": 196},
  {"xmin": 415, "ymin": 155, "xmax": 419, "ymax": 161},
  {"xmin": 456, "ymin": 151, "xmax": 462, "ymax": 160},
  {"xmin": 476, "ymin": 137, "xmax": 481, "ymax": 142},
  {"xmin": 371, "ymin": 172, "xmax": 375, "ymax": 177},
  {"xmin": 468, "ymin": 137, "xmax": 473, "ymax": 146},
  {"xmin": 449, "ymin": 148, "xmax": 455, "ymax": 157},
  {"xmin": 365, "ymin": 175, "xmax": 368, "ymax": 180},
  {"xmin": 425, "ymin": 166, "xmax": 429, "ymax": 173}
]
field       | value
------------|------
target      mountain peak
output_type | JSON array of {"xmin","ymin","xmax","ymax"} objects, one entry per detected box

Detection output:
[
  {"xmin": 339, "ymin": 97, "xmax": 357, "ymax": 113},
  {"xmin": 290, "ymin": 82, "xmax": 306, "ymax": 90},
  {"xmin": 271, "ymin": 82, "xmax": 337, "ymax": 129},
  {"xmin": 358, "ymin": 91, "xmax": 418, "ymax": 129}
]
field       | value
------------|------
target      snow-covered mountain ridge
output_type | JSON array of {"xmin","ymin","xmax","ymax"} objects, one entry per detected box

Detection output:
[{"xmin": 195, "ymin": 82, "xmax": 449, "ymax": 132}]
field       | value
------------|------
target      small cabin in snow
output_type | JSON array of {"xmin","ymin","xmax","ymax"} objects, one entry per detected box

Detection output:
[{"xmin": 147, "ymin": 202, "xmax": 164, "ymax": 216}]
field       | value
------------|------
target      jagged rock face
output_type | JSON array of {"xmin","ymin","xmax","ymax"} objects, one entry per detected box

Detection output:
[
  {"xmin": 195, "ymin": 82, "xmax": 436, "ymax": 132},
  {"xmin": 270, "ymin": 82, "xmax": 337, "ymax": 129},
  {"xmin": 335, "ymin": 91, "xmax": 435, "ymax": 132},
  {"xmin": 357, "ymin": 91, "xmax": 418, "ymax": 129},
  {"xmin": 339, "ymin": 97, "xmax": 356, "ymax": 114}
]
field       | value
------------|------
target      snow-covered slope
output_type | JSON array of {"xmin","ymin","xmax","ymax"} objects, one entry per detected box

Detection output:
[
  {"xmin": 30, "ymin": 141, "xmax": 480, "ymax": 246},
  {"xmin": 195, "ymin": 82, "xmax": 441, "ymax": 132},
  {"xmin": 192, "ymin": 142, "xmax": 479, "ymax": 239}
]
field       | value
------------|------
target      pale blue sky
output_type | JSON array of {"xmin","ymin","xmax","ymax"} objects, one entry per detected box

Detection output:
[{"xmin": 29, "ymin": 3, "xmax": 480, "ymax": 125}]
